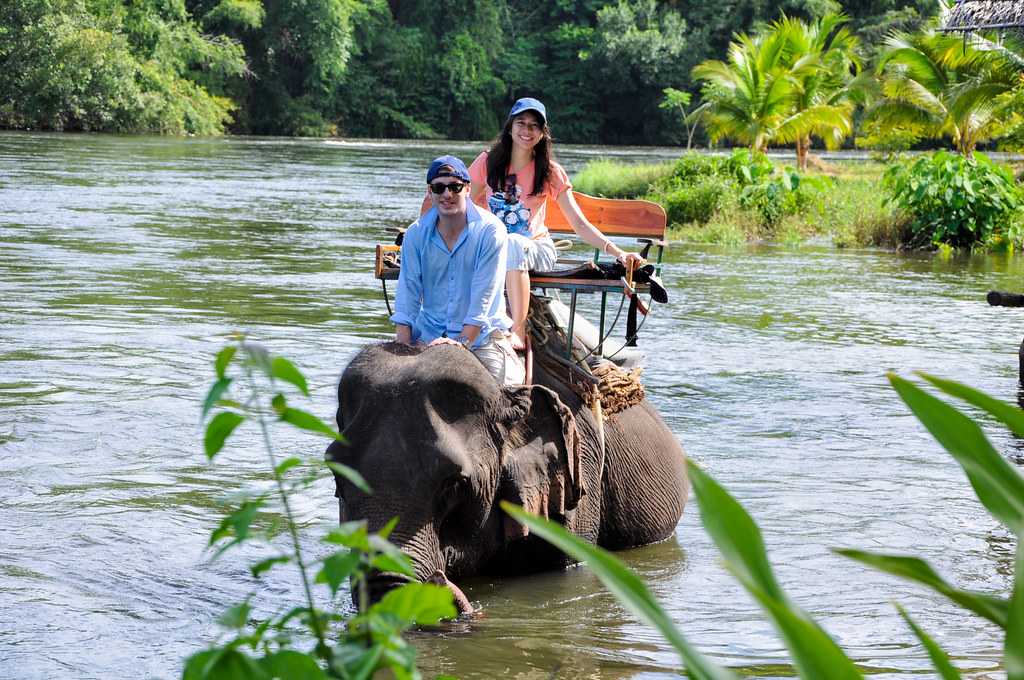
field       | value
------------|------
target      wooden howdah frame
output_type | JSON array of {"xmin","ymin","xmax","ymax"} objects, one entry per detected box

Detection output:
[{"xmin": 373, "ymin": 191, "xmax": 668, "ymax": 358}]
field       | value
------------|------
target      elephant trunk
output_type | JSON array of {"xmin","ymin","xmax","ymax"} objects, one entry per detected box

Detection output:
[
  {"xmin": 426, "ymin": 570, "xmax": 473, "ymax": 615},
  {"xmin": 360, "ymin": 517, "xmax": 474, "ymax": 616}
]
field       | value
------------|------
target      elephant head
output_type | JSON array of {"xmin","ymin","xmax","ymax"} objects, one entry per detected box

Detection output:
[{"xmin": 326, "ymin": 342, "xmax": 588, "ymax": 611}]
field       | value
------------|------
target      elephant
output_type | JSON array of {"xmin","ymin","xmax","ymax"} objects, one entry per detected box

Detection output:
[{"xmin": 326, "ymin": 341, "xmax": 688, "ymax": 613}]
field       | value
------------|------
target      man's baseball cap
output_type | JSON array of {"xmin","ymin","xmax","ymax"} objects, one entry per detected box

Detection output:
[
  {"xmin": 507, "ymin": 97, "xmax": 546, "ymax": 125},
  {"xmin": 426, "ymin": 155, "xmax": 471, "ymax": 183}
]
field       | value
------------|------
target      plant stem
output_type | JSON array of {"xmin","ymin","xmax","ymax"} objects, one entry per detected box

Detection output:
[{"xmin": 245, "ymin": 363, "xmax": 329, "ymax": 657}]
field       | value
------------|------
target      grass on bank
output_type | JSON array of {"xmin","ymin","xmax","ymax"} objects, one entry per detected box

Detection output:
[{"xmin": 572, "ymin": 154, "xmax": 911, "ymax": 249}]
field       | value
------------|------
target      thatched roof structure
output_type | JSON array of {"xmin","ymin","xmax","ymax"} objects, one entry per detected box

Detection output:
[{"xmin": 942, "ymin": 0, "xmax": 1024, "ymax": 33}]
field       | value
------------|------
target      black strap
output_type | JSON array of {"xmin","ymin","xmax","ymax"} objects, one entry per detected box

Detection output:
[{"xmin": 625, "ymin": 296, "xmax": 639, "ymax": 347}]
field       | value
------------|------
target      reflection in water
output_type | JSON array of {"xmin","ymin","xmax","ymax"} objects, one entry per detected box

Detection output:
[{"xmin": 0, "ymin": 132, "xmax": 1017, "ymax": 679}]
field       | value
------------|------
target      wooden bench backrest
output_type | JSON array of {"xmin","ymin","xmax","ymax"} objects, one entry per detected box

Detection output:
[
  {"xmin": 417, "ymin": 191, "xmax": 666, "ymax": 240},
  {"xmin": 544, "ymin": 192, "xmax": 665, "ymax": 239}
]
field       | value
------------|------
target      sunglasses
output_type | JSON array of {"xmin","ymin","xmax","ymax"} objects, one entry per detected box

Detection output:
[{"xmin": 429, "ymin": 181, "xmax": 466, "ymax": 195}]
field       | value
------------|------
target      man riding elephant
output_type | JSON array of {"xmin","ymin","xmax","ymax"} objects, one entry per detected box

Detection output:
[{"xmin": 391, "ymin": 154, "xmax": 525, "ymax": 385}]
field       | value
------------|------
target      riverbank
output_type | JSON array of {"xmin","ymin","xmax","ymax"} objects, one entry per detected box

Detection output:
[{"xmin": 572, "ymin": 154, "xmax": 945, "ymax": 250}]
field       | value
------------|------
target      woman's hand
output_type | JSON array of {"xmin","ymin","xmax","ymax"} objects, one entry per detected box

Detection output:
[{"xmin": 617, "ymin": 250, "xmax": 645, "ymax": 268}]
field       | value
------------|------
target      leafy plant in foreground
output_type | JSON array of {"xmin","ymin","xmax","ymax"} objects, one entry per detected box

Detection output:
[
  {"xmin": 508, "ymin": 371, "xmax": 1023, "ymax": 678},
  {"xmin": 187, "ymin": 338, "xmax": 455, "ymax": 680}
]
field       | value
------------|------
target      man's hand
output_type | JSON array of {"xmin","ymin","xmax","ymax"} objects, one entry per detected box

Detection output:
[{"xmin": 428, "ymin": 337, "xmax": 465, "ymax": 348}]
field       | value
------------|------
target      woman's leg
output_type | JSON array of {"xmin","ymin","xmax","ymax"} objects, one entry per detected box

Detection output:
[
  {"xmin": 504, "ymin": 234, "xmax": 532, "ymax": 351},
  {"xmin": 506, "ymin": 269, "xmax": 530, "ymax": 350},
  {"xmin": 505, "ymin": 235, "xmax": 556, "ymax": 351}
]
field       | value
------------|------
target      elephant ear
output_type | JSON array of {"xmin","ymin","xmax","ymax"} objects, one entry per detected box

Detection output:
[{"xmin": 498, "ymin": 385, "xmax": 583, "ymax": 542}]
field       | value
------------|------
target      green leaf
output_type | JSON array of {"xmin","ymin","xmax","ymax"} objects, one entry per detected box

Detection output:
[
  {"xmin": 687, "ymin": 462, "xmax": 862, "ymax": 678},
  {"xmin": 271, "ymin": 357, "xmax": 309, "ymax": 396},
  {"xmin": 183, "ymin": 648, "xmax": 269, "ymax": 680},
  {"xmin": 258, "ymin": 650, "xmax": 327, "ymax": 680},
  {"xmin": 325, "ymin": 461, "xmax": 370, "ymax": 494},
  {"xmin": 373, "ymin": 582, "xmax": 457, "ymax": 626},
  {"xmin": 280, "ymin": 408, "xmax": 342, "ymax": 440},
  {"xmin": 1008, "ymin": 536, "xmax": 1024, "ymax": 680},
  {"xmin": 835, "ymin": 549, "xmax": 1008, "ymax": 627},
  {"xmin": 275, "ymin": 457, "xmax": 302, "ymax": 476},
  {"xmin": 183, "ymin": 649, "xmax": 220, "ymax": 680},
  {"xmin": 730, "ymin": 567, "xmax": 864, "ymax": 678},
  {"xmin": 919, "ymin": 373, "xmax": 1024, "ymax": 438},
  {"xmin": 202, "ymin": 378, "xmax": 233, "ymax": 422},
  {"xmin": 204, "ymin": 412, "xmax": 245, "ymax": 460},
  {"xmin": 685, "ymin": 460, "xmax": 783, "ymax": 600},
  {"xmin": 889, "ymin": 374, "xmax": 1024, "ymax": 532},
  {"xmin": 210, "ymin": 498, "xmax": 264, "ymax": 547},
  {"xmin": 215, "ymin": 346, "xmax": 237, "ymax": 380},
  {"xmin": 242, "ymin": 342, "xmax": 273, "ymax": 375},
  {"xmin": 501, "ymin": 501, "xmax": 736, "ymax": 679},
  {"xmin": 217, "ymin": 601, "xmax": 251, "ymax": 630},
  {"xmin": 316, "ymin": 550, "xmax": 361, "ymax": 596},
  {"xmin": 379, "ymin": 642, "xmax": 418, "ymax": 678},
  {"xmin": 378, "ymin": 516, "xmax": 400, "ymax": 540},
  {"xmin": 331, "ymin": 643, "xmax": 384, "ymax": 680},
  {"xmin": 895, "ymin": 604, "xmax": 962, "ymax": 679},
  {"xmin": 369, "ymin": 551, "xmax": 416, "ymax": 579},
  {"xmin": 250, "ymin": 555, "xmax": 290, "ymax": 578},
  {"xmin": 324, "ymin": 521, "xmax": 370, "ymax": 551}
]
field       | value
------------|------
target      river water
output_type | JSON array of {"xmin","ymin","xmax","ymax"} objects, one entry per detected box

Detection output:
[{"xmin": 0, "ymin": 132, "xmax": 1018, "ymax": 679}]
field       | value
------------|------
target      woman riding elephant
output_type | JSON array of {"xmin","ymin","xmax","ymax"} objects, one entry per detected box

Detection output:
[{"xmin": 326, "ymin": 340, "xmax": 688, "ymax": 613}]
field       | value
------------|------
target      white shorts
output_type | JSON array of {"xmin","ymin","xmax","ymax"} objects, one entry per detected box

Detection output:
[
  {"xmin": 507, "ymin": 234, "xmax": 558, "ymax": 272},
  {"xmin": 472, "ymin": 331, "xmax": 525, "ymax": 385}
]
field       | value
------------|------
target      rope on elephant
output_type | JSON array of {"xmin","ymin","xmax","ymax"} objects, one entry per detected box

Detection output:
[
  {"xmin": 590, "ymin": 362, "xmax": 645, "ymax": 416},
  {"xmin": 527, "ymin": 295, "xmax": 645, "ymax": 416}
]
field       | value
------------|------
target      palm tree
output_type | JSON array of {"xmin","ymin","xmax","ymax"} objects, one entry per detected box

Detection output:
[
  {"xmin": 691, "ymin": 28, "xmax": 797, "ymax": 153},
  {"xmin": 774, "ymin": 13, "xmax": 867, "ymax": 170},
  {"xmin": 867, "ymin": 30, "xmax": 1021, "ymax": 156},
  {"xmin": 692, "ymin": 14, "xmax": 866, "ymax": 170}
]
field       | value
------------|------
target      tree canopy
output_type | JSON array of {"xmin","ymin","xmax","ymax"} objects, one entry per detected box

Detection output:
[{"xmin": 0, "ymin": 0, "xmax": 940, "ymax": 141}]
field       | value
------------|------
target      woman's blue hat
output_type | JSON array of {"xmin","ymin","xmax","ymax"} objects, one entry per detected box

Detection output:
[{"xmin": 508, "ymin": 98, "xmax": 546, "ymax": 125}]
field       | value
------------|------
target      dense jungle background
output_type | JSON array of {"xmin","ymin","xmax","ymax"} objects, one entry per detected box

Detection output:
[{"xmin": 0, "ymin": 0, "xmax": 938, "ymax": 143}]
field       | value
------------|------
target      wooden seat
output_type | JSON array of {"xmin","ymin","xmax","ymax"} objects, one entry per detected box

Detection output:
[{"xmin": 529, "ymin": 192, "xmax": 667, "ymax": 357}]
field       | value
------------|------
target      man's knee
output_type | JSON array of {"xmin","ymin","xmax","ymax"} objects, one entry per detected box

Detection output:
[{"xmin": 472, "ymin": 333, "xmax": 525, "ymax": 385}]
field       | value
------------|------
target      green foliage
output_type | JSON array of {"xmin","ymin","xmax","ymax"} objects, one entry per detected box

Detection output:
[
  {"xmin": 738, "ymin": 166, "xmax": 829, "ymax": 227},
  {"xmin": 704, "ymin": 148, "xmax": 830, "ymax": 228},
  {"xmin": 723, "ymin": 148, "xmax": 776, "ymax": 185},
  {"xmin": 670, "ymin": 152, "xmax": 732, "ymax": 184},
  {"xmin": 189, "ymin": 337, "xmax": 455, "ymax": 679},
  {"xmin": 882, "ymin": 151, "xmax": 1021, "ymax": 249},
  {"xmin": 0, "ymin": 0, "xmax": 243, "ymax": 133},
  {"xmin": 0, "ymin": 0, "xmax": 962, "ymax": 141},
  {"xmin": 867, "ymin": 31, "xmax": 1024, "ymax": 156},
  {"xmin": 502, "ymin": 503, "xmax": 737, "ymax": 680},
  {"xmin": 513, "ymin": 370, "xmax": 1022, "ymax": 679},
  {"xmin": 692, "ymin": 12, "xmax": 863, "ymax": 168},
  {"xmin": 688, "ymin": 462, "xmax": 864, "ymax": 679},
  {"xmin": 895, "ymin": 604, "xmax": 963, "ymax": 680},
  {"xmin": 659, "ymin": 180, "xmax": 727, "ymax": 226},
  {"xmin": 573, "ymin": 159, "xmax": 674, "ymax": 198}
]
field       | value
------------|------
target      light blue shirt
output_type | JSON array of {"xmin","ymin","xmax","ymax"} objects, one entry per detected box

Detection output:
[{"xmin": 390, "ymin": 203, "xmax": 512, "ymax": 348}]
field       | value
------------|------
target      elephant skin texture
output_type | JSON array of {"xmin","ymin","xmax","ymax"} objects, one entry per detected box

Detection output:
[{"xmin": 326, "ymin": 342, "xmax": 689, "ymax": 613}]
